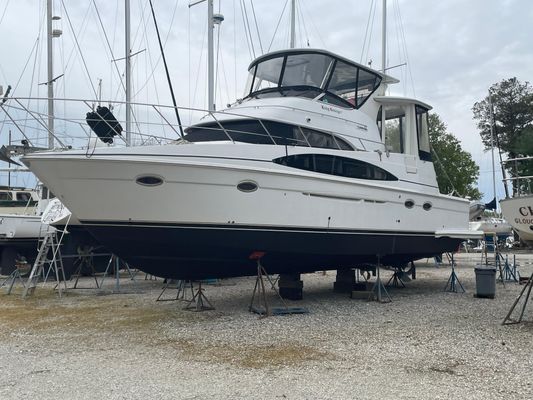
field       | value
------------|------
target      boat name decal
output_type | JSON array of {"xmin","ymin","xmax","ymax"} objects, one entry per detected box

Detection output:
[
  {"xmin": 515, "ymin": 217, "xmax": 533, "ymax": 225},
  {"xmin": 321, "ymin": 105, "xmax": 342, "ymax": 114},
  {"xmin": 518, "ymin": 206, "xmax": 533, "ymax": 217}
]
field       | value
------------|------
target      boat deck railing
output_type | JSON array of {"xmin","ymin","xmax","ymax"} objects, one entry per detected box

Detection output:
[
  {"xmin": 502, "ymin": 156, "xmax": 533, "ymax": 196},
  {"xmin": 0, "ymin": 96, "xmax": 375, "ymax": 153}
]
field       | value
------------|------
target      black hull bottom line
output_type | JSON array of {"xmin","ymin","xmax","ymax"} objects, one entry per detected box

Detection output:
[{"xmin": 80, "ymin": 222, "xmax": 463, "ymax": 280}]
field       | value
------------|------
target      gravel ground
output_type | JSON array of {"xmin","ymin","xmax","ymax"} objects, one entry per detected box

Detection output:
[{"xmin": 1, "ymin": 252, "xmax": 532, "ymax": 400}]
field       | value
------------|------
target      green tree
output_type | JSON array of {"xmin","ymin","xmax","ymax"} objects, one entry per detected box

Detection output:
[
  {"xmin": 473, "ymin": 78, "xmax": 533, "ymax": 195},
  {"xmin": 429, "ymin": 113, "xmax": 482, "ymax": 199},
  {"xmin": 472, "ymin": 78, "xmax": 533, "ymax": 158}
]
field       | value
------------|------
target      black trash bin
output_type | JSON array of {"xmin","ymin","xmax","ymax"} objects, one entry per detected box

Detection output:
[{"xmin": 474, "ymin": 266, "xmax": 496, "ymax": 299}]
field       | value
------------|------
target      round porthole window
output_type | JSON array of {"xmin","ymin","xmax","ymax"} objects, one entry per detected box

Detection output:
[
  {"xmin": 136, "ymin": 175, "xmax": 164, "ymax": 186},
  {"xmin": 423, "ymin": 202, "xmax": 432, "ymax": 211},
  {"xmin": 404, "ymin": 199, "xmax": 415, "ymax": 209},
  {"xmin": 237, "ymin": 180, "xmax": 258, "ymax": 193}
]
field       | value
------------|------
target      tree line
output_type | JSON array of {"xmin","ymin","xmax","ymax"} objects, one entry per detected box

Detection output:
[{"xmin": 429, "ymin": 77, "xmax": 533, "ymax": 199}]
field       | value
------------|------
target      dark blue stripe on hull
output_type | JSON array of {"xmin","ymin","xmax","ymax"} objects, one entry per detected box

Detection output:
[{"xmin": 82, "ymin": 223, "xmax": 463, "ymax": 280}]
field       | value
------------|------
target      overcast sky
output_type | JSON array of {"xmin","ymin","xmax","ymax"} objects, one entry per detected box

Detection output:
[{"xmin": 0, "ymin": 0, "xmax": 532, "ymax": 201}]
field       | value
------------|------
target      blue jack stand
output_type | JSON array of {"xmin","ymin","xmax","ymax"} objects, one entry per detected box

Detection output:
[
  {"xmin": 498, "ymin": 254, "xmax": 520, "ymax": 283},
  {"xmin": 444, "ymin": 253, "xmax": 465, "ymax": 293}
]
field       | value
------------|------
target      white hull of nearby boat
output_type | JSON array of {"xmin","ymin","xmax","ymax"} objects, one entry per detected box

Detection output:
[
  {"xmin": 0, "ymin": 206, "xmax": 37, "ymax": 215},
  {"xmin": 23, "ymin": 144, "xmax": 477, "ymax": 278},
  {"xmin": 0, "ymin": 213, "xmax": 54, "ymax": 243},
  {"xmin": 468, "ymin": 218, "xmax": 513, "ymax": 237},
  {"xmin": 500, "ymin": 195, "xmax": 533, "ymax": 244}
]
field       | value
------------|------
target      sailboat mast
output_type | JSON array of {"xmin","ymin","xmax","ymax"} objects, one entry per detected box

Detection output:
[
  {"xmin": 125, "ymin": 0, "xmax": 132, "ymax": 145},
  {"xmin": 290, "ymin": 0, "xmax": 296, "ymax": 49},
  {"xmin": 47, "ymin": 0, "xmax": 54, "ymax": 149},
  {"xmin": 381, "ymin": 0, "xmax": 387, "ymax": 73},
  {"xmin": 207, "ymin": 0, "xmax": 215, "ymax": 111},
  {"xmin": 488, "ymin": 92, "xmax": 498, "ymax": 210}
]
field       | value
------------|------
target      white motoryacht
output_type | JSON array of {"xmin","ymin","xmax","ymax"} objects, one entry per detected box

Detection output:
[
  {"xmin": 500, "ymin": 156, "xmax": 533, "ymax": 245},
  {"xmin": 22, "ymin": 49, "xmax": 480, "ymax": 279}
]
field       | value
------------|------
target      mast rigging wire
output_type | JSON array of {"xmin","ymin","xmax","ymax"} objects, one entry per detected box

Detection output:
[
  {"xmin": 59, "ymin": 0, "xmax": 98, "ymax": 98},
  {"xmin": 360, "ymin": 0, "xmax": 377, "ymax": 65},
  {"xmin": 267, "ymin": 0, "xmax": 288, "ymax": 52},
  {"xmin": 239, "ymin": 0, "xmax": 255, "ymax": 59},
  {"xmin": 393, "ymin": 0, "xmax": 415, "ymax": 96},
  {"xmin": 148, "ymin": 0, "xmax": 184, "ymax": 138},
  {"xmin": 249, "ymin": 1, "xmax": 263, "ymax": 54},
  {"xmin": 91, "ymin": 0, "xmax": 127, "ymax": 96}
]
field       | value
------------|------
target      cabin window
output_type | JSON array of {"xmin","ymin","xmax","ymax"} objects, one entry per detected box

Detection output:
[
  {"xmin": 252, "ymin": 57, "xmax": 284, "ymax": 92},
  {"xmin": 16, "ymin": 192, "xmax": 32, "ymax": 202},
  {"xmin": 325, "ymin": 61, "xmax": 358, "ymax": 107},
  {"xmin": 273, "ymin": 154, "xmax": 398, "ymax": 181},
  {"xmin": 245, "ymin": 50, "xmax": 382, "ymax": 109},
  {"xmin": 377, "ymin": 106, "xmax": 405, "ymax": 153},
  {"xmin": 356, "ymin": 70, "xmax": 379, "ymax": 107},
  {"xmin": 0, "ymin": 192, "xmax": 11, "ymax": 201},
  {"xmin": 136, "ymin": 175, "xmax": 164, "ymax": 186},
  {"xmin": 184, "ymin": 120, "xmax": 354, "ymax": 151},
  {"xmin": 416, "ymin": 106, "xmax": 432, "ymax": 161},
  {"xmin": 281, "ymin": 53, "xmax": 333, "ymax": 88}
]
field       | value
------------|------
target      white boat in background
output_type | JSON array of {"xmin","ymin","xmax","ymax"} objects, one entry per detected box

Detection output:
[
  {"xmin": 22, "ymin": 48, "xmax": 481, "ymax": 279},
  {"xmin": 469, "ymin": 217, "xmax": 512, "ymax": 237},
  {"xmin": 0, "ymin": 186, "xmax": 56, "ymax": 274},
  {"xmin": 500, "ymin": 156, "xmax": 533, "ymax": 245},
  {"xmin": 0, "ymin": 186, "xmax": 39, "ymax": 215}
]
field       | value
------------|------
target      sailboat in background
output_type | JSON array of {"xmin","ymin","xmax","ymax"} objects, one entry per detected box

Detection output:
[
  {"xmin": 468, "ymin": 91, "xmax": 512, "ymax": 243},
  {"xmin": 500, "ymin": 157, "xmax": 533, "ymax": 246}
]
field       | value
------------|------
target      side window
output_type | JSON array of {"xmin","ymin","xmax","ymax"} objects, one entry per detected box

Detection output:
[
  {"xmin": 416, "ymin": 106, "xmax": 432, "ymax": 161},
  {"xmin": 356, "ymin": 70, "xmax": 379, "ymax": 107},
  {"xmin": 16, "ymin": 192, "xmax": 32, "ymax": 202},
  {"xmin": 0, "ymin": 192, "xmax": 10, "ymax": 201},
  {"xmin": 252, "ymin": 57, "xmax": 284, "ymax": 92},
  {"xmin": 273, "ymin": 154, "xmax": 397, "ymax": 181},
  {"xmin": 184, "ymin": 120, "xmax": 354, "ymax": 151},
  {"xmin": 379, "ymin": 105, "xmax": 405, "ymax": 153}
]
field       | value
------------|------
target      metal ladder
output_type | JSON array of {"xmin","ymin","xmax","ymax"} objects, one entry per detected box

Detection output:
[{"xmin": 22, "ymin": 230, "xmax": 67, "ymax": 298}]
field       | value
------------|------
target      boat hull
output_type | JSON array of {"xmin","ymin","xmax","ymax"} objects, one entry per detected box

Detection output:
[
  {"xmin": 500, "ymin": 196, "xmax": 533, "ymax": 244},
  {"xmin": 82, "ymin": 221, "xmax": 464, "ymax": 279},
  {"xmin": 22, "ymin": 145, "xmax": 475, "ymax": 279}
]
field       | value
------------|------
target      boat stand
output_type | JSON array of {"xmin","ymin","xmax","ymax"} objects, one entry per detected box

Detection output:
[
  {"xmin": 183, "ymin": 281, "xmax": 214, "ymax": 312},
  {"xmin": 368, "ymin": 257, "xmax": 391, "ymax": 303},
  {"xmin": 70, "ymin": 249, "xmax": 100, "ymax": 290},
  {"xmin": 502, "ymin": 271, "xmax": 533, "ymax": 325},
  {"xmin": 1, "ymin": 268, "xmax": 27, "ymax": 294},
  {"xmin": 444, "ymin": 253, "xmax": 465, "ymax": 293},
  {"xmin": 99, "ymin": 254, "xmax": 138, "ymax": 293},
  {"xmin": 249, "ymin": 258, "xmax": 287, "ymax": 317},
  {"xmin": 157, "ymin": 280, "xmax": 194, "ymax": 302},
  {"xmin": 386, "ymin": 267, "xmax": 406, "ymax": 288},
  {"xmin": 498, "ymin": 254, "xmax": 520, "ymax": 283}
]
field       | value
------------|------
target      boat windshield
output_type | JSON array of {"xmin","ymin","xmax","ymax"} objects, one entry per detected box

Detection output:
[{"xmin": 244, "ymin": 51, "xmax": 382, "ymax": 109}]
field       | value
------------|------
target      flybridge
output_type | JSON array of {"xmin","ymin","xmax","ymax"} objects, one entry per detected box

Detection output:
[{"xmin": 244, "ymin": 49, "xmax": 398, "ymax": 110}]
